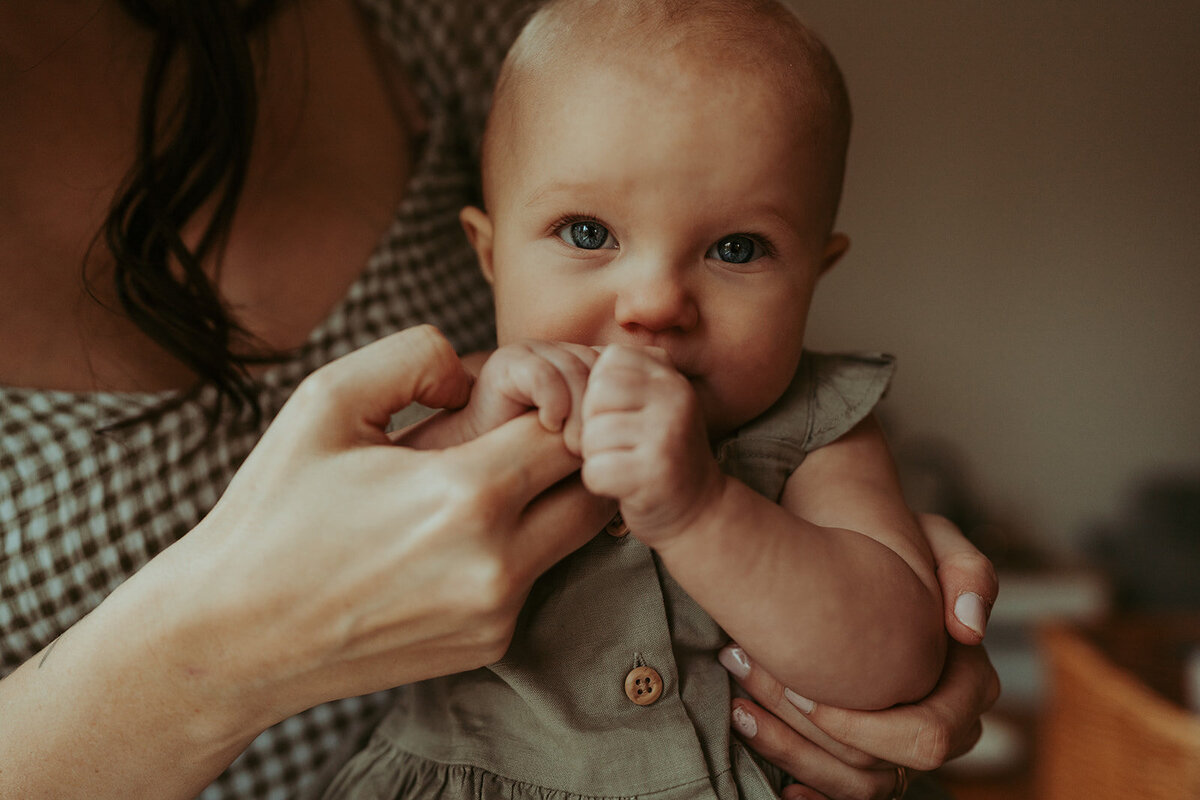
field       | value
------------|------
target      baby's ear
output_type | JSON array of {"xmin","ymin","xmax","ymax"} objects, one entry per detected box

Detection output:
[
  {"xmin": 459, "ymin": 206, "xmax": 496, "ymax": 284},
  {"xmin": 819, "ymin": 233, "xmax": 850, "ymax": 276}
]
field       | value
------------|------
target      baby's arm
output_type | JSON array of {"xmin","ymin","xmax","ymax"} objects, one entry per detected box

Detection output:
[
  {"xmin": 398, "ymin": 341, "xmax": 596, "ymax": 452},
  {"xmin": 581, "ymin": 346, "xmax": 944, "ymax": 710}
]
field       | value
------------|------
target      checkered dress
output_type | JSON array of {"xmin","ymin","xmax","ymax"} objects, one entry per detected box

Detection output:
[{"xmin": 0, "ymin": 0, "xmax": 533, "ymax": 797}]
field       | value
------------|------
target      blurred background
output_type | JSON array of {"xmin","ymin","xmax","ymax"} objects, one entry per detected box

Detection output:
[{"xmin": 787, "ymin": 1, "xmax": 1200, "ymax": 797}]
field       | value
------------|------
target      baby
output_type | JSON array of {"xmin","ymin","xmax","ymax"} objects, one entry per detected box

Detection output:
[{"xmin": 325, "ymin": 1, "xmax": 945, "ymax": 797}]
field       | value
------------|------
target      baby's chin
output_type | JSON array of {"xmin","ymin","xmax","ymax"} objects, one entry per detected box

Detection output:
[
  {"xmin": 693, "ymin": 383, "xmax": 750, "ymax": 440},
  {"xmin": 697, "ymin": 383, "xmax": 788, "ymax": 440}
]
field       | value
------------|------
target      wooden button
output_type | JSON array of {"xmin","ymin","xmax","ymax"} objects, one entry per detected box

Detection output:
[
  {"xmin": 624, "ymin": 666, "xmax": 663, "ymax": 706},
  {"xmin": 605, "ymin": 514, "xmax": 630, "ymax": 538}
]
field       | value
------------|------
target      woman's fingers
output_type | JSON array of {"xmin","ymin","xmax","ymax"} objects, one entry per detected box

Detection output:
[
  {"xmin": 801, "ymin": 642, "xmax": 1000, "ymax": 771},
  {"xmin": 732, "ymin": 699, "xmax": 905, "ymax": 800},
  {"xmin": 781, "ymin": 786, "xmax": 835, "ymax": 800},
  {"xmin": 780, "ymin": 785, "xmax": 831, "ymax": 800},
  {"xmin": 721, "ymin": 639, "xmax": 998, "ymax": 788},
  {"xmin": 720, "ymin": 645, "xmax": 879, "ymax": 770},
  {"xmin": 460, "ymin": 412, "xmax": 583, "ymax": 500},
  {"xmin": 287, "ymin": 324, "xmax": 474, "ymax": 443},
  {"xmin": 447, "ymin": 413, "xmax": 614, "ymax": 581},
  {"xmin": 917, "ymin": 513, "xmax": 998, "ymax": 645},
  {"xmin": 512, "ymin": 473, "xmax": 616, "ymax": 580}
]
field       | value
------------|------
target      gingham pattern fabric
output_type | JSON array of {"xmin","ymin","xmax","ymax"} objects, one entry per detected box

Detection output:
[{"xmin": 0, "ymin": 0, "xmax": 534, "ymax": 797}]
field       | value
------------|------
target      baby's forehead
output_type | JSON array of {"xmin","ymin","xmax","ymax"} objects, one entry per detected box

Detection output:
[
  {"xmin": 506, "ymin": 0, "xmax": 827, "ymax": 97},
  {"xmin": 483, "ymin": 0, "xmax": 851, "ymax": 222},
  {"xmin": 491, "ymin": 0, "xmax": 849, "ymax": 152}
]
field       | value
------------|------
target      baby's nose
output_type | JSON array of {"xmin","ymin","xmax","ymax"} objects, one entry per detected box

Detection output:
[{"xmin": 613, "ymin": 263, "xmax": 699, "ymax": 333}]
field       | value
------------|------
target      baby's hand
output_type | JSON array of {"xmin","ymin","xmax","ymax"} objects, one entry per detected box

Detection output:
[
  {"xmin": 460, "ymin": 341, "xmax": 597, "ymax": 454},
  {"xmin": 580, "ymin": 345, "xmax": 724, "ymax": 546}
]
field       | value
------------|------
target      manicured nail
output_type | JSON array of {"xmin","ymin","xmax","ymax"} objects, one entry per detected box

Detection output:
[
  {"xmin": 732, "ymin": 705, "xmax": 758, "ymax": 738},
  {"xmin": 784, "ymin": 687, "xmax": 815, "ymax": 714},
  {"xmin": 955, "ymin": 592, "xmax": 988, "ymax": 638},
  {"xmin": 719, "ymin": 645, "xmax": 751, "ymax": 679}
]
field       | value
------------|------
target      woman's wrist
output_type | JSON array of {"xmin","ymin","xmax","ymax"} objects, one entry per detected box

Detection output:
[
  {"xmin": 0, "ymin": 529, "xmax": 265, "ymax": 797},
  {"xmin": 126, "ymin": 523, "xmax": 279, "ymax": 755}
]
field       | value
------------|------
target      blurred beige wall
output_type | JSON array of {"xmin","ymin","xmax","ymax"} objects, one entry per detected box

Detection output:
[{"xmin": 788, "ymin": 1, "xmax": 1200, "ymax": 551}]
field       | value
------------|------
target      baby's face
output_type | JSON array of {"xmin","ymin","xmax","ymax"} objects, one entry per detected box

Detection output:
[{"xmin": 471, "ymin": 51, "xmax": 844, "ymax": 435}]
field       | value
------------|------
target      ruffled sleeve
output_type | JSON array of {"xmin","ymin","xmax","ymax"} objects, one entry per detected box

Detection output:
[
  {"xmin": 798, "ymin": 351, "xmax": 896, "ymax": 451},
  {"xmin": 715, "ymin": 351, "xmax": 895, "ymax": 501}
]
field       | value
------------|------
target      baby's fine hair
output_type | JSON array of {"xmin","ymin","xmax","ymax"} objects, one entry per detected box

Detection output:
[{"xmin": 484, "ymin": 0, "xmax": 853, "ymax": 230}]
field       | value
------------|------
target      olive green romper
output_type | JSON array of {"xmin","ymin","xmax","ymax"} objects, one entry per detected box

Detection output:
[{"xmin": 325, "ymin": 351, "xmax": 940, "ymax": 800}]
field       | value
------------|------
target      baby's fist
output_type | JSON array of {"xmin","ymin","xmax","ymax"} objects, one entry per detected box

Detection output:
[
  {"xmin": 465, "ymin": 341, "xmax": 597, "ymax": 453},
  {"xmin": 580, "ymin": 345, "xmax": 722, "ymax": 544}
]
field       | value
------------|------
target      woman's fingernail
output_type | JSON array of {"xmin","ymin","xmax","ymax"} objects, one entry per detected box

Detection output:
[
  {"xmin": 732, "ymin": 705, "xmax": 758, "ymax": 738},
  {"xmin": 955, "ymin": 592, "xmax": 988, "ymax": 638},
  {"xmin": 719, "ymin": 645, "xmax": 751, "ymax": 678},
  {"xmin": 784, "ymin": 688, "xmax": 815, "ymax": 714}
]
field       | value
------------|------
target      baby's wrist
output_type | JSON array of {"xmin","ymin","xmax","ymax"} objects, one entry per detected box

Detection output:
[{"xmin": 629, "ymin": 471, "xmax": 729, "ymax": 552}]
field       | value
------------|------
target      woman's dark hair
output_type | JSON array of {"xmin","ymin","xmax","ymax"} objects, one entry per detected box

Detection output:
[{"xmin": 92, "ymin": 0, "xmax": 283, "ymax": 427}]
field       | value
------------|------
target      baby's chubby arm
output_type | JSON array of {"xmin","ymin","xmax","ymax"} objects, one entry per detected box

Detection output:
[
  {"xmin": 580, "ymin": 345, "xmax": 945, "ymax": 711},
  {"xmin": 397, "ymin": 341, "xmax": 597, "ymax": 452}
]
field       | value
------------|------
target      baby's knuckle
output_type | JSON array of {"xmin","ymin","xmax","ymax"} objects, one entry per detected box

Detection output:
[
  {"xmin": 581, "ymin": 459, "xmax": 622, "ymax": 498},
  {"xmin": 560, "ymin": 355, "xmax": 591, "ymax": 385},
  {"xmin": 526, "ymin": 357, "xmax": 560, "ymax": 387}
]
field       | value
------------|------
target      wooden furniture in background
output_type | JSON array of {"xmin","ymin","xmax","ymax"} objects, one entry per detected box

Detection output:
[{"xmin": 1036, "ymin": 620, "xmax": 1200, "ymax": 799}]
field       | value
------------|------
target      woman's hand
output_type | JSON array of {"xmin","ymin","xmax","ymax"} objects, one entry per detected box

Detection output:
[
  {"xmin": 185, "ymin": 325, "xmax": 616, "ymax": 727},
  {"xmin": 723, "ymin": 514, "xmax": 1000, "ymax": 800},
  {"xmin": 0, "ymin": 325, "xmax": 614, "ymax": 798}
]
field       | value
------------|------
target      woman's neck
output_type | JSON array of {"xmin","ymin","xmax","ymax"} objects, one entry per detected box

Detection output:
[{"xmin": 0, "ymin": 0, "xmax": 423, "ymax": 393}]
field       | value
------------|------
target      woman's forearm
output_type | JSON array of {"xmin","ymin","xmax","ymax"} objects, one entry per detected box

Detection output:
[
  {"xmin": 0, "ymin": 541, "xmax": 260, "ymax": 798},
  {"xmin": 656, "ymin": 477, "xmax": 946, "ymax": 710}
]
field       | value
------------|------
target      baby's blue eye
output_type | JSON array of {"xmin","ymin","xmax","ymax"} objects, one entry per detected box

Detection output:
[
  {"xmin": 558, "ymin": 220, "xmax": 614, "ymax": 250},
  {"xmin": 709, "ymin": 235, "xmax": 760, "ymax": 264}
]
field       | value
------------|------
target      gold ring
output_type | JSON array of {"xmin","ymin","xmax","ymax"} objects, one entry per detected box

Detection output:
[{"xmin": 890, "ymin": 765, "xmax": 910, "ymax": 799}]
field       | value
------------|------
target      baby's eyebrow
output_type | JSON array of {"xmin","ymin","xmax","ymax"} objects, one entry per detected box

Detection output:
[{"xmin": 523, "ymin": 179, "xmax": 618, "ymax": 209}]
